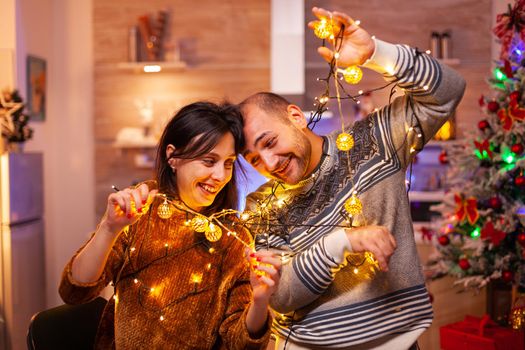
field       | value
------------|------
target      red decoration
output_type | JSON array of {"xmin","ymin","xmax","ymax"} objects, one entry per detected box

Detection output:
[
  {"xmin": 454, "ymin": 194, "xmax": 479, "ymax": 225},
  {"xmin": 458, "ymin": 258, "xmax": 470, "ymax": 270},
  {"xmin": 420, "ymin": 226, "xmax": 433, "ymax": 241},
  {"xmin": 474, "ymin": 139, "xmax": 493, "ymax": 159},
  {"xmin": 477, "ymin": 119, "xmax": 490, "ymax": 131},
  {"xmin": 502, "ymin": 270, "xmax": 514, "ymax": 282},
  {"xmin": 517, "ymin": 232, "xmax": 525, "ymax": 247},
  {"xmin": 493, "ymin": 0, "xmax": 525, "ymax": 59},
  {"xmin": 438, "ymin": 235, "xmax": 450, "ymax": 246},
  {"xmin": 511, "ymin": 143, "xmax": 524, "ymax": 154},
  {"xmin": 481, "ymin": 221, "xmax": 507, "ymax": 246},
  {"xmin": 516, "ymin": 175, "xmax": 525, "ymax": 187},
  {"xmin": 438, "ymin": 150, "xmax": 448, "ymax": 164},
  {"xmin": 487, "ymin": 101, "xmax": 499, "ymax": 113},
  {"xmin": 488, "ymin": 196, "xmax": 503, "ymax": 210},
  {"xmin": 504, "ymin": 60, "xmax": 514, "ymax": 78},
  {"xmin": 478, "ymin": 95, "xmax": 485, "ymax": 107},
  {"xmin": 440, "ymin": 315, "xmax": 525, "ymax": 350},
  {"xmin": 498, "ymin": 92, "xmax": 525, "ymax": 130}
]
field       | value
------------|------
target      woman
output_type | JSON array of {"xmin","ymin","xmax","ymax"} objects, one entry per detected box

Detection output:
[{"xmin": 59, "ymin": 101, "xmax": 281, "ymax": 349}]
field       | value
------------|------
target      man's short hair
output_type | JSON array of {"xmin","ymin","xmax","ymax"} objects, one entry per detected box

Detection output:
[{"xmin": 239, "ymin": 92, "xmax": 290, "ymax": 121}]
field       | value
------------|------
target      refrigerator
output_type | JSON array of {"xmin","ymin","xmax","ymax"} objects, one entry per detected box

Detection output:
[{"xmin": 0, "ymin": 152, "xmax": 46, "ymax": 350}]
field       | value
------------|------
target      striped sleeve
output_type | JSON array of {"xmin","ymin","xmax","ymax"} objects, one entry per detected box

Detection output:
[
  {"xmin": 265, "ymin": 229, "xmax": 352, "ymax": 313},
  {"xmin": 363, "ymin": 39, "xmax": 465, "ymax": 168}
]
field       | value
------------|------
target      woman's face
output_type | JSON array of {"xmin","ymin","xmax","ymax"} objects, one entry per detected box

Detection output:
[{"xmin": 171, "ymin": 132, "xmax": 236, "ymax": 212}]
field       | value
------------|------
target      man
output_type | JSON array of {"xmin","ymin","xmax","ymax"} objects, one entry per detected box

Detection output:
[{"xmin": 240, "ymin": 7, "xmax": 466, "ymax": 350}]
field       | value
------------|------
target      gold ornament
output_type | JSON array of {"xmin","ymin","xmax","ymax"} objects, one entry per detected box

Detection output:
[
  {"xmin": 314, "ymin": 19, "xmax": 333, "ymax": 39},
  {"xmin": 157, "ymin": 199, "xmax": 173, "ymax": 219},
  {"xmin": 342, "ymin": 66, "xmax": 363, "ymax": 84},
  {"xmin": 205, "ymin": 223, "xmax": 222, "ymax": 242},
  {"xmin": 336, "ymin": 132, "xmax": 354, "ymax": 151},
  {"xmin": 344, "ymin": 194, "xmax": 362, "ymax": 216},
  {"xmin": 191, "ymin": 216, "xmax": 209, "ymax": 232},
  {"xmin": 510, "ymin": 306, "xmax": 525, "ymax": 330}
]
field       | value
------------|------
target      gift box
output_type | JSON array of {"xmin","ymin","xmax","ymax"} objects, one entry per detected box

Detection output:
[{"xmin": 440, "ymin": 315, "xmax": 524, "ymax": 350}]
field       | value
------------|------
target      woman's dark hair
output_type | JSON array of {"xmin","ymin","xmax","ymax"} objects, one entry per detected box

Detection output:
[{"xmin": 155, "ymin": 101, "xmax": 244, "ymax": 215}]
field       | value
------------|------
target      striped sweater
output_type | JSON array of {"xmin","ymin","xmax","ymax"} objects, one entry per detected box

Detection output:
[{"xmin": 246, "ymin": 39, "xmax": 465, "ymax": 349}]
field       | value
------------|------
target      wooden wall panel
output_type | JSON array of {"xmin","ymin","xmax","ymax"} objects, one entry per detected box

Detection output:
[
  {"xmin": 93, "ymin": 0, "xmax": 270, "ymax": 218},
  {"xmin": 305, "ymin": 0, "xmax": 492, "ymax": 137}
]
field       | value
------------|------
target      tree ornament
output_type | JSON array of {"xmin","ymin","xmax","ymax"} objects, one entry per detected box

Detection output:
[
  {"xmin": 458, "ymin": 258, "xmax": 470, "ymax": 270},
  {"xmin": 488, "ymin": 196, "xmax": 503, "ymax": 210},
  {"xmin": 204, "ymin": 222, "xmax": 222, "ymax": 242},
  {"xmin": 478, "ymin": 119, "xmax": 490, "ymax": 131},
  {"xmin": 438, "ymin": 235, "xmax": 450, "ymax": 246},
  {"xmin": 487, "ymin": 101, "xmax": 499, "ymax": 113},
  {"xmin": 313, "ymin": 19, "xmax": 334, "ymax": 39},
  {"xmin": 501, "ymin": 270, "xmax": 513, "ymax": 283},
  {"xmin": 157, "ymin": 198, "xmax": 174, "ymax": 219},
  {"xmin": 511, "ymin": 143, "xmax": 524, "ymax": 155},
  {"xmin": 344, "ymin": 193, "xmax": 362, "ymax": 216},
  {"xmin": 191, "ymin": 216, "xmax": 209, "ymax": 232},
  {"xmin": 342, "ymin": 66, "xmax": 363, "ymax": 84},
  {"xmin": 336, "ymin": 132, "xmax": 354, "ymax": 151},
  {"xmin": 438, "ymin": 150, "xmax": 448, "ymax": 164},
  {"xmin": 510, "ymin": 306, "xmax": 525, "ymax": 330},
  {"xmin": 515, "ymin": 175, "xmax": 525, "ymax": 187},
  {"xmin": 517, "ymin": 232, "xmax": 525, "ymax": 247}
]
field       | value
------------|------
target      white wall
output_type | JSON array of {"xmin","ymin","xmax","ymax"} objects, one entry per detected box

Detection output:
[{"xmin": 16, "ymin": 0, "xmax": 95, "ymax": 307}]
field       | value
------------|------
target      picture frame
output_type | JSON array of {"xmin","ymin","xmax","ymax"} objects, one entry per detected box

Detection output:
[{"xmin": 26, "ymin": 55, "xmax": 46, "ymax": 121}]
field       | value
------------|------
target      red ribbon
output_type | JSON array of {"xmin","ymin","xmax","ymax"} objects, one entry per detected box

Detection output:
[
  {"xmin": 454, "ymin": 194, "xmax": 479, "ymax": 225},
  {"xmin": 474, "ymin": 139, "xmax": 493, "ymax": 159},
  {"xmin": 493, "ymin": 0, "xmax": 525, "ymax": 59},
  {"xmin": 498, "ymin": 92, "xmax": 525, "ymax": 130}
]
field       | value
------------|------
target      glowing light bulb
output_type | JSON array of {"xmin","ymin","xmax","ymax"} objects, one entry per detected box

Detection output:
[
  {"xmin": 336, "ymin": 132, "xmax": 354, "ymax": 151},
  {"xmin": 191, "ymin": 273, "xmax": 203, "ymax": 284},
  {"xmin": 157, "ymin": 199, "xmax": 173, "ymax": 219},
  {"xmin": 160, "ymin": 315, "xmax": 165, "ymax": 321},
  {"xmin": 130, "ymin": 247, "xmax": 136, "ymax": 252},
  {"xmin": 342, "ymin": 66, "xmax": 363, "ymax": 84},
  {"xmin": 313, "ymin": 19, "xmax": 334, "ymax": 39},
  {"xmin": 191, "ymin": 216, "xmax": 209, "ymax": 232},
  {"xmin": 353, "ymin": 268, "xmax": 359, "ymax": 274},
  {"xmin": 134, "ymin": 278, "xmax": 138, "ymax": 284},
  {"xmin": 344, "ymin": 193, "xmax": 363, "ymax": 216},
  {"xmin": 206, "ymin": 263, "xmax": 212, "ymax": 270},
  {"xmin": 205, "ymin": 223, "xmax": 222, "ymax": 242}
]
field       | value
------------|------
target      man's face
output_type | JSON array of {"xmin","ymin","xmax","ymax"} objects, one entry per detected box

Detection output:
[{"xmin": 242, "ymin": 104, "xmax": 311, "ymax": 185}]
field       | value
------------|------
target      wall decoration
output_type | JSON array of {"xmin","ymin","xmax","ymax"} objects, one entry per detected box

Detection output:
[{"xmin": 26, "ymin": 55, "xmax": 46, "ymax": 121}]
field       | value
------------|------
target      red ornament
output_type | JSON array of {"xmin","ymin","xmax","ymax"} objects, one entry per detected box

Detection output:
[
  {"xmin": 517, "ymin": 232, "xmax": 525, "ymax": 247},
  {"xmin": 488, "ymin": 196, "xmax": 502, "ymax": 210},
  {"xmin": 478, "ymin": 120, "xmax": 490, "ymax": 131},
  {"xmin": 516, "ymin": 176, "xmax": 525, "ymax": 187},
  {"xmin": 502, "ymin": 270, "xmax": 514, "ymax": 283},
  {"xmin": 458, "ymin": 258, "xmax": 470, "ymax": 270},
  {"xmin": 478, "ymin": 95, "xmax": 485, "ymax": 107},
  {"xmin": 510, "ymin": 90, "xmax": 521, "ymax": 101},
  {"xmin": 438, "ymin": 150, "xmax": 448, "ymax": 164},
  {"xmin": 438, "ymin": 235, "xmax": 450, "ymax": 246},
  {"xmin": 487, "ymin": 101, "xmax": 499, "ymax": 113},
  {"xmin": 511, "ymin": 143, "xmax": 524, "ymax": 155}
]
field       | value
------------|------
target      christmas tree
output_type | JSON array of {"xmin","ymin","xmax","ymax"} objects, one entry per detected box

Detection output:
[{"xmin": 426, "ymin": 1, "xmax": 525, "ymax": 291}]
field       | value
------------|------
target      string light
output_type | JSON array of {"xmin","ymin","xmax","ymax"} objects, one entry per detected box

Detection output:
[
  {"xmin": 336, "ymin": 132, "xmax": 355, "ymax": 151},
  {"xmin": 340, "ymin": 66, "xmax": 363, "ymax": 84},
  {"xmin": 313, "ymin": 18, "xmax": 334, "ymax": 39}
]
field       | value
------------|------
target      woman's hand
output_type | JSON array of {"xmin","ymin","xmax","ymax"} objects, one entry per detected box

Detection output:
[
  {"xmin": 100, "ymin": 183, "xmax": 158, "ymax": 236},
  {"xmin": 246, "ymin": 249, "xmax": 282, "ymax": 305}
]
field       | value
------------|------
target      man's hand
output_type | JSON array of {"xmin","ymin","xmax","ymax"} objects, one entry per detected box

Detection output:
[
  {"xmin": 344, "ymin": 226, "xmax": 396, "ymax": 271},
  {"xmin": 308, "ymin": 7, "xmax": 375, "ymax": 67}
]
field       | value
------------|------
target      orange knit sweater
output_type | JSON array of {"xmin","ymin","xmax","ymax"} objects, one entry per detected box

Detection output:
[{"xmin": 59, "ymin": 196, "xmax": 271, "ymax": 349}]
